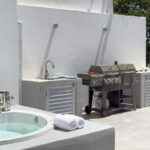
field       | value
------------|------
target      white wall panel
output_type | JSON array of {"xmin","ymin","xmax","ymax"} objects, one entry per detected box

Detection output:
[
  {"xmin": 18, "ymin": 5, "xmax": 146, "ymax": 79},
  {"xmin": 0, "ymin": 0, "xmax": 19, "ymax": 104}
]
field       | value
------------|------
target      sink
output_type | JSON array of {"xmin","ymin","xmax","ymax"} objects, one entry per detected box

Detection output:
[
  {"xmin": 44, "ymin": 76, "xmax": 66, "ymax": 80},
  {"xmin": 41, "ymin": 75, "xmax": 77, "ymax": 80}
]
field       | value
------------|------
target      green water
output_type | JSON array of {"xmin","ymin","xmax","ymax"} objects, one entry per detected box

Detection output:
[{"xmin": 0, "ymin": 122, "xmax": 40, "ymax": 139}]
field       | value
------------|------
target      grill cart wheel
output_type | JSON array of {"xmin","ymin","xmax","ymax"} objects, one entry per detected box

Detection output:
[{"xmin": 85, "ymin": 105, "xmax": 92, "ymax": 114}]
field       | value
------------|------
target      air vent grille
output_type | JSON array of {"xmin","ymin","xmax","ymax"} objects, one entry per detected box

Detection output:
[
  {"xmin": 47, "ymin": 86, "xmax": 74, "ymax": 114},
  {"xmin": 145, "ymin": 76, "xmax": 150, "ymax": 106}
]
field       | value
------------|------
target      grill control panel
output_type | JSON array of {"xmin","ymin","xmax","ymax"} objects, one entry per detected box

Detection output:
[{"xmin": 104, "ymin": 77, "xmax": 121, "ymax": 85}]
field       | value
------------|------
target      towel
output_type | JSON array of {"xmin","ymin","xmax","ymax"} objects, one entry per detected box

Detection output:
[
  {"xmin": 64, "ymin": 114, "xmax": 85, "ymax": 129},
  {"xmin": 53, "ymin": 114, "xmax": 77, "ymax": 131}
]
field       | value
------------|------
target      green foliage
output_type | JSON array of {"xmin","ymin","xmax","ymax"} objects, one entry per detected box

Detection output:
[{"xmin": 113, "ymin": 0, "xmax": 150, "ymax": 64}]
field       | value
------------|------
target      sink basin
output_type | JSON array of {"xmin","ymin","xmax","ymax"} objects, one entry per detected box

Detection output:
[
  {"xmin": 45, "ymin": 76, "xmax": 66, "ymax": 80},
  {"xmin": 41, "ymin": 75, "xmax": 77, "ymax": 80}
]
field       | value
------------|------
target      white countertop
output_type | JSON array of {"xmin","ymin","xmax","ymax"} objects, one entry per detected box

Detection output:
[{"xmin": 23, "ymin": 78, "xmax": 78, "ymax": 82}]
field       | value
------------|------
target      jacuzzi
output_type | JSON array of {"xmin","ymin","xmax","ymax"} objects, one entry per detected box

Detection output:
[{"xmin": 0, "ymin": 110, "xmax": 53, "ymax": 145}]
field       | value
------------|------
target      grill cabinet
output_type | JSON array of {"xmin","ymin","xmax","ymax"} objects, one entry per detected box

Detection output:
[
  {"xmin": 136, "ymin": 72, "xmax": 150, "ymax": 108},
  {"xmin": 78, "ymin": 63, "xmax": 136, "ymax": 116}
]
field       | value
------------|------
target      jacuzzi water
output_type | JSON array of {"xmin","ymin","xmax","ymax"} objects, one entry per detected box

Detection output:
[
  {"xmin": 0, "ymin": 122, "xmax": 40, "ymax": 139},
  {"xmin": 0, "ymin": 110, "xmax": 53, "ymax": 145}
]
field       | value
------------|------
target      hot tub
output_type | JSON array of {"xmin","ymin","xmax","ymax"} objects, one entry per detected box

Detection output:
[{"xmin": 0, "ymin": 110, "xmax": 53, "ymax": 145}]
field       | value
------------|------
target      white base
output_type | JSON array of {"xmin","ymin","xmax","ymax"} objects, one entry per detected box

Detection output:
[{"xmin": 0, "ymin": 105, "xmax": 115, "ymax": 150}]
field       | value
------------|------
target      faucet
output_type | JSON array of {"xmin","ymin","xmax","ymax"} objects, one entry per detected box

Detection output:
[
  {"xmin": 44, "ymin": 60, "xmax": 55, "ymax": 79},
  {"xmin": 0, "ymin": 92, "xmax": 14, "ymax": 112}
]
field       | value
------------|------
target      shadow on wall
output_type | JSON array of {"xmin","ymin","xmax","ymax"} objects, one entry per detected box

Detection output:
[
  {"xmin": 38, "ymin": 23, "xmax": 58, "ymax": 79},
  {"xmin": 95, "ymin": 14, "xmax": 113, "ymax": 65}
]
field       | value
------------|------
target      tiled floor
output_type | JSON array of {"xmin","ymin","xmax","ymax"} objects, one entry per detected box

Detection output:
[{"xmin": 83, "ymin": 107, "xmax": 150, "ymax": 150}]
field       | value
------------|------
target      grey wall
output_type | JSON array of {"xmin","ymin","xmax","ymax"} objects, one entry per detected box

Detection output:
[
  {"xmin": 17, "ymin": 0, "xmax": 113, "ymax": 13},
  {"xmin": 0, "ymin": 0, "xmax": 19, "ymax": 104},
  {"xmin": 18, "ymin": 5, "xmax": 146, "ymax": 79}
]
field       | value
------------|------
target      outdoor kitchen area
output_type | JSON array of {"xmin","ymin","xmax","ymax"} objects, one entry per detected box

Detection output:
[{"xmin": 0, "ymin": 0, "xmax": 150, "ymax": 150}]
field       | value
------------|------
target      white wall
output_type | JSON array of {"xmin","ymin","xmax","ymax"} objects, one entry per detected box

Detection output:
[
  {"xmin": 17, "ymin": 0, "xmax": 113, "ymax": 14},
  {"xmin": 18, "ymin": 5, "xmax": 146, "ymax": 79},
  {"xmin": 0, "ymin": 0, "xmax": 19, "ymax": 104}
]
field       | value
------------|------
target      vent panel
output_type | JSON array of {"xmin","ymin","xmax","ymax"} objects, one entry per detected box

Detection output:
[
  {"xmin": 47, "ymin": 86, "xmax": 74, "ymax": 114},
  {"xmin": 145, "ymin": 77, "xmax": 150, "ymax": 106}
]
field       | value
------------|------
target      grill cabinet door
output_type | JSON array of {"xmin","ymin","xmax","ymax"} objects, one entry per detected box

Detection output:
[{"xmin": 46, "ymin": 85, "xmax": 74, "ymax": 114}]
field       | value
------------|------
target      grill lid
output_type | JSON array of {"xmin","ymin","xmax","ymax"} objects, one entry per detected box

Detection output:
[
  {"xmin": 118, "ymin": 64, "xmax": 136, "ymax": 73},
  {"xmin": 89, "ymin": 65, "xmax": 119, "ymax": 75}
]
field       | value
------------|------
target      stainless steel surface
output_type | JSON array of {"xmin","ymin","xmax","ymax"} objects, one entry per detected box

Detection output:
[
  {"xmin": 0, "ymin": 91, "xmax": 13, "ymax": 112},
  {"xmin": 78, "ymin": 63, "xmax": 136, "ymax": 116},
  {"xmin": 44, "ymin": 60, "xmax": 55, "ymax": 79}
]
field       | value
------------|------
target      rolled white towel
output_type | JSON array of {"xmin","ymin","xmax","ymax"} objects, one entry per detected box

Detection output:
[
  {"xmin": 64, "ymin": 114, "xmax": 85, "ymax": 129},
  {"xmin": 53, "ymin": 114, "xmax": 77, "ymax": 131}
]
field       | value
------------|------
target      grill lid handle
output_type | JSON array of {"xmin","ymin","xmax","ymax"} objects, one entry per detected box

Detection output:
[{"xmin": 114, "ymin": 61, "xmax": 118, "ymax": 65}]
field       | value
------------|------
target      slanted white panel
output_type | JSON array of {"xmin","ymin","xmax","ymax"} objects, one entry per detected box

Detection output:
[
  {"xmin": 18, "ymin": 6, "xmax": 146, "ymax": 79},
  {"xmin": 17, "ymin": 0, "xmax": 113, "ymax": 14},
  {"xmin": 0, "ymin": 0, "xmax": 19, "ymax": 104}
]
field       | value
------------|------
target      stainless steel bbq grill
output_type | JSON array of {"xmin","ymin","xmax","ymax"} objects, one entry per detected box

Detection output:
[{"xmin": 78, "ymin": 62, "xmax": 136, "ymax": 117}]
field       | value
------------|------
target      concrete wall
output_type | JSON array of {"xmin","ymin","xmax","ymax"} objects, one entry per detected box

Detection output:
[
  {"xmin": 18, "ymin": 5, "xmax": 146, "ymax": 80},
  {"xmin": 17, "ymin": 0, "xmax": 113, "ymax": 13},
  {"xmin": 0, "ymin": 0, "xmax": 19, "ymax": 104}
]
